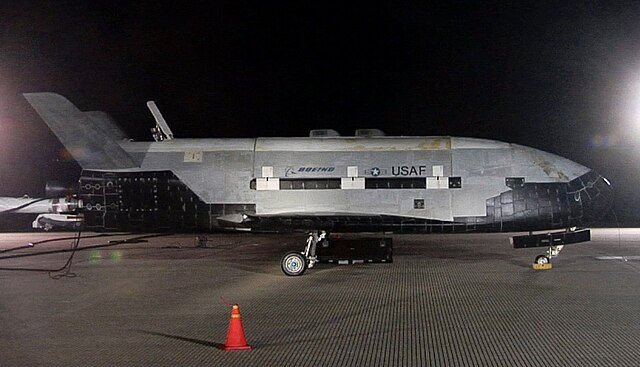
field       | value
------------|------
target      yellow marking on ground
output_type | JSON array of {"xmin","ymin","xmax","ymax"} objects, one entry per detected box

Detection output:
[{"xmin": 532, "ymin": 263, "xmax": 553, "ymax": 270}]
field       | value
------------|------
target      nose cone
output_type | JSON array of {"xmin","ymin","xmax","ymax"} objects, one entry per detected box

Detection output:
[
  {"xmin": 512, "ymin": 144, "xmax": 592, "ymax": 182},
  {"xmin": 568, "ymin": 170, "xmax": 613, "ymax": 225}
]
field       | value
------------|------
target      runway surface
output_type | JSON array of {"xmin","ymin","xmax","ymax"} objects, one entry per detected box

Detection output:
[{"xmin": 1, "ymin": 229, "xmax": 639, "ymax": 366}]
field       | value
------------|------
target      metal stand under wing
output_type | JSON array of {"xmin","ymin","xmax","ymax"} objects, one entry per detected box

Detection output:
[{"xmin": 510, "ymin": 229, "xmax": 590, "ymax": 249}]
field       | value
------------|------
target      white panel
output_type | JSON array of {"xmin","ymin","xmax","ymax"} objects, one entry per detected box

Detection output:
[
  {"xmin": 427, "ymin": 177, "xmax": 449, "ymax": 189},
  {"xmin": 183, "ymin": 150, "xmax": 203, "ymax": 162},
  {"xmin": 452, "ymin": 177, "xmax": 504, "ymax": 217},
  {"xmin": 341, "ymin": 177, "xmax": 365, "ymax": 189},
  {"xmin": 347, "ymin": 166, "xmax": 359, "ymax": 177},
  {"xmin": 256, "ymin": 177, "xmax": 279, "ymax": 190},
  {"xmin": 432, "ymin": 165, "xmax": 444, "ymax": 177},
  {"xmin": 262, "ymin": 166, "xmax": 274, "ymax": 178}
]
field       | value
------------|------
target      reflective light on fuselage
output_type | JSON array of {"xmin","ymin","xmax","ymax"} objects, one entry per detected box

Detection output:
[{"xmin": 603, "ymin": 177, "xmax": 611, "ymax": 186}]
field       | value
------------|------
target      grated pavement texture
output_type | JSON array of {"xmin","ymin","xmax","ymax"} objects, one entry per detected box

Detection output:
[{"xmin": 1, "ymin": 229, "xmax": 639, "ymax": 366}]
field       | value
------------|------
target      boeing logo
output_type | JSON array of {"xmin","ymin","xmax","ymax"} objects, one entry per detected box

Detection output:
[{"xmin": 285, "ymin": 166, "xmax": 336, "ymax": 177}]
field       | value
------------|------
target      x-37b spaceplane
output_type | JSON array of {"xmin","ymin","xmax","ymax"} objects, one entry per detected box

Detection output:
[{"xmin": 0, "ymin": 93, "xmax": 613, "ymax": 275}]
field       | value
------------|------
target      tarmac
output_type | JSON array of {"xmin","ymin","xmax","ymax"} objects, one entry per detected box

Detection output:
[{"xmin": 1, "ymin": 229, "xmax": 639, "ymax": 367}]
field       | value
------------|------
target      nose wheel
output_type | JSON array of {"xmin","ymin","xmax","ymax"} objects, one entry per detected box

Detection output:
[
  {"xmin": 534, "ymin": 254, "xmax": 550, "ymax": 265},
  {"xmin": 534, "ymin": 245, "xmax": 563, "ymax": 267}
]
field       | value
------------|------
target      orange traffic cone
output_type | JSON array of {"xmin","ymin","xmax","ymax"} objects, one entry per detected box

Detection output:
[{"xmin": 223, "ymin": 304, "xmax": 252, "ymax": 351}]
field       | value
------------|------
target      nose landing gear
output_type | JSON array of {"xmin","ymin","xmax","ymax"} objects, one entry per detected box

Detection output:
[
  {"xmin": 533, "ymin": 244, "xmax": 564, "ymax": 268},
  {"xmin": 534, "ymin": 244, "xmax": 564, "ymax": 266},
  {"xmin": 511, "ymin": 228, "xmax": 590, "ymax": 269}
]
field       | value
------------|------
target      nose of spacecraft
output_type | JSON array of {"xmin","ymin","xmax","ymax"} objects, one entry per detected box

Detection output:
[{"xmin": 569, "ymin": 170, "xmax": 613, "ymax": 224}]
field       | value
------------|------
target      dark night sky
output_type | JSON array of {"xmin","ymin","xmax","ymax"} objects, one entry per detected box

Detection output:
[{"xmin": 2, "ymin": 1, "xmax": 640, "ymax": 226}]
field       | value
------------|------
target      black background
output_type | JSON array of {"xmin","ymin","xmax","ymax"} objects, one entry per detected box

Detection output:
[{"xmin": 2, "ymin": 1, "xmax": 640, "ymax": 229}]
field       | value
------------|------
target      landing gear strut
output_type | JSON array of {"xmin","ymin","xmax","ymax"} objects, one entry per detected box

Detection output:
[
  {"xmin": 281, "ymin": 231, "xmax": 326, "ymax": 276},
  {"xmin": 534, "ymin": 245, "xmax": 564, "ymax": 265}
]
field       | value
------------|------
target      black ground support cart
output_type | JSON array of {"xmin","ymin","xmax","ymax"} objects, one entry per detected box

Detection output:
[{"xmin": 316, "ymin": 237, "xmax": 393, "ymax": 264}]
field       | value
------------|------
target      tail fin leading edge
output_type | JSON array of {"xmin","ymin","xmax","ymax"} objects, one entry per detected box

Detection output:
[{"xmin": 23, "ymin": 92, "xmax": 137, "ymax": 170}]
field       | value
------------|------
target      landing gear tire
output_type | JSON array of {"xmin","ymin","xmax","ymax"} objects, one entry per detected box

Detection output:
[
  {"xmin": 281, "ymin": 251, "xmax": 307, "ymax": 276},
  {"xmin": 534, "ymin": 255, "xmax": 550, "ymax": 265}
]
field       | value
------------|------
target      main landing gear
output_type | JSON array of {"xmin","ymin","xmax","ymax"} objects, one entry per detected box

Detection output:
[{"xmin": 281, "ymin": 231, "xmax": 326, "ymax": 276}]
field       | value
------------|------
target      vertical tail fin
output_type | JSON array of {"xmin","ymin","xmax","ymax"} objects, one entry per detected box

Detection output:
[
  {"xmin": 84, "ymin": 111, "xmax": 129, "ymax": 142},
  {"xmin": 23, "ymin": 93, "xmax": 137, "ymax": 170}
]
